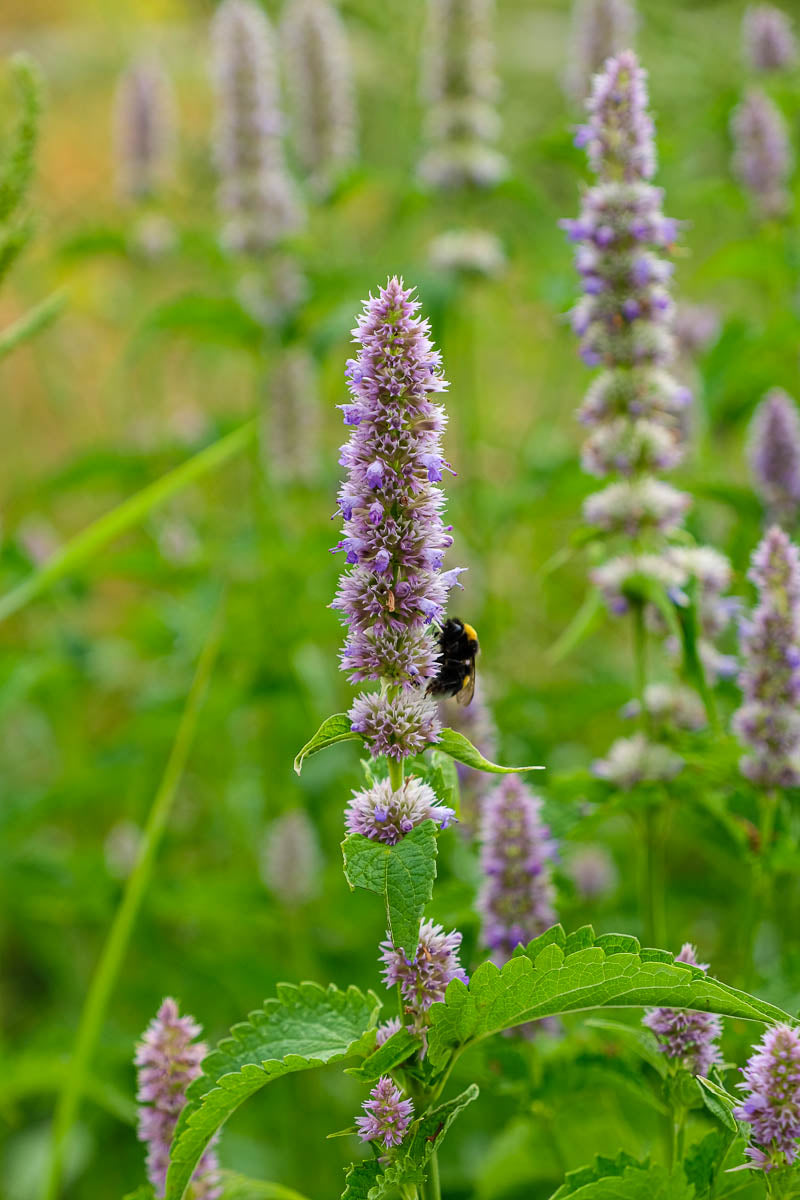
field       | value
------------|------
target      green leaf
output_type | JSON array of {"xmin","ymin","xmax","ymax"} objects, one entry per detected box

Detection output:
[
  {"xmin": 293, "ymin": 714, "xmax": 363, "ymax": 775},
  {"xmin": 346, "ymin": 1026, "xmax": 422, "ymax": 1081},
  {"xmin": 0, "ymin": 419, "xmax": 257, "ymax": 624},
  {"xmin": 344, "ymin": 1086, "xmax": 480, "ymax": 1199},
  {"xmin": 696, "ymin": 1076, "xmax": 740, "ymax": 1133},
  {"xmin": 551, "ymin": 1159, "xmax": 693, "ymax": 1200},
  {"xmin": 426, "ymin": 924, "xmax": 793, "ymax": 1070},
  {"xmin": 427, "ymin": 749, "xmax": 460, "ymax": 812},
  {"xmin": 219, "ymin": 1171, "xmax": 311, "ymax": 1200},
  {"xmin": 546, "ymin": 587, "xmax": 605, "ymax": 664},
  {"xmin": 381, "ymin": 1085, "xmax": 479, "ymax": 1189},
  {"xmin": 0, "ymin": 289, "xmax": 63, "ymax": 360},
  {"xmin": 165, "ymin": 983, "xmax": 380, "ymax": 1200},
  {"xmin": 341, "ymin": 1161, "xmax": 382, "ymax": 1200},
  {"xmin": 342, "ymin": 821, "xmax": 437, "ymax": 956},
  {"xmin": 437, "ymin": 728, "xmax": 544, "ymax": 776},
  {"xmin": 683, "ymin": 1129, "xmax": 730, "ymax": 1196}
]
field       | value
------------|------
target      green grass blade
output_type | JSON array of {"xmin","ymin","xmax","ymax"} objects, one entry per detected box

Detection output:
[
  {"xmin": 42, "ymin": 602, "xmax": 226, "ymax": 1200},
  {"xmin": 0, "ymin": 418, "xmax": 256, "ymax": 624},
  {"xmin": 0, "ymin": 288, "xmax": 64, "ymax": 359}
]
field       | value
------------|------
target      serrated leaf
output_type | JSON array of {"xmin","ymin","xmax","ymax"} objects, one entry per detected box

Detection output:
[
  {"xmin": 165, "ymin": 983, "xmax": 380, "ymax": 1200},
  {"xmin": 381, "ymin": 1085, "xmax": 479, "ymax": 1190},
  {"xmin": 342, "ymin": 821, "xmax": 437, "ymax": 956},
  {"xmin": 551, "ymin": 1152, "xmax": 643, "ymax": 1197},
  {"xmin": 426, "ymin": 924, "xmax": 793, "ymax": 1070},
  {"xmin": 341, "ymin": 1160, "xmax": 382, "ymax": 1200},
  {"xmin": 697, "ymin": 1076, "xmax": 739, "ymax": 1133},
  {"xmin": 683, "ymin": 1129, "xmax": 730, "ymax": 1195},
  {"xmin": 346, "ymin": 1026, "xmax": 422, "ymax": 1081},
  {"xmin": 437, "ymin": 728, "xmax": 544, "ymax": 775},
  {"xmin": 293, "ymin": 714, "xmax": 362, "ymax": 774},
  {"xmin": 551, "ymin": 1161, "xmax": 693, "ymax": 1200}
]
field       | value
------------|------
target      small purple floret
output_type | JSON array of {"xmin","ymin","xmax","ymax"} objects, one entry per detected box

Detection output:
[
  {"xmin": 642, "ymin": 944, "xmax": 722, "ymax": 1077},
  {"xmin": 355, "ymin": 1075, "xmax": 414, "ymax": 1149}
]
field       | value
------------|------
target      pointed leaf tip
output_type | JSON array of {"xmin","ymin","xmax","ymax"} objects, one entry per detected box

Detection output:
[
  {"xmin": 294, "ymin": 713, "xmax": 363, "ymax": 774},
  {"xmin": 437, "ymin": 727, "xmax": 544, "ymax": 775}
]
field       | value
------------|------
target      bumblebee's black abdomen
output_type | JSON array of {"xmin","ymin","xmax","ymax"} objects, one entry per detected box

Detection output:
[{"xmin": 427, "ymin": 618, "xmax": 479, "ymax": 704}]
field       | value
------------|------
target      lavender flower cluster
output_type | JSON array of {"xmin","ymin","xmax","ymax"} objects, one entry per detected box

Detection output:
[
  {"xmin": 357, "ymin": 1075, "xmax": 414, "ymax": 1150},
  {"xmin": 642, "ymin": 945, "xmax": 723, "ymax": 1077},
  {"xmin": 749, "ymin": 388, "xmax": 800, "ymax": 525},
  {"xmin": 418, "ymin": 0, "xmax": 507, "ymax": 190},
  {"xmin": 735, "ymin": 1023, "xmax": 800, "ymax": 1171},
  {"xmin": 113, "ymin": 56, "xmax": 175, "ymax": 202},
  {"xmin": 380, "ymin": 918, "xmax": 468, "ymax": 1037},
  {"xmin": 743, "ymin": 4, "xmax": 796, "ymax": 72},
  {"xmin": 282, "ymin": 0, "xmax": 357, "ymax": 195},
  {"xmin": 345, "ymin": 775, "xmax": 455, "ymax": 844},
  {"xmin": 731, "ymin": 88, "xmax": 791, "ymax": 219},
  {"xmin": 331, "ymin": 277, "xmax": 463, "ymax": 761},
  {"xmin": 135, "ymin": 998, "xmax": 220, "ymax": 1199},
  {"xmin": 563, "ymin": 51, "xmax": 690, "ymax": 541},
  {"xmin": 733, "ymin": 526, "xmax": 800, "ymax": 788},
  {"xmin": 212, "ymin": 0, "xmax": 303, "ymax": 254},
  {"xmin": 477, "ymin": 775, "xmax": 557, "ymax": 962},
  {"xmin": 566, "ymin": 0, "xmax": 637, "ymax": 102}
]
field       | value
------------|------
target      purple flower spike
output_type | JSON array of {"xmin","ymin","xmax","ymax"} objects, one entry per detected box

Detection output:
[
  {"xmin": 734, "ymin": 1024, "xmax": 800, "ymax": 1171},
  {"xmin": 380, "ymin": 919, "xmax": 468, "ymax": 1033},
  {"xmin": 345, "ymin": 775, "xmax": 455, "ymax": 844},
  {"xmin": 642, "ymin": 944, "xmax": 723, "ymax": 1077},
  {"xmin": 332, "ymin": 278, "xmax": 463, "ymax": 759},
  {"xmin": 743, "ymin": 5, "xmax": 796, "ymax": 72},
  {"xmin": 749, "ymin": 388, "xmax": 800, "ymax": 523},
  {"xmin": 113, "ymin": 56, "xmax": 175, "ymax": 202},
  {"xmin": 135, "ymin": 998, "xmax": 220, "ymax": 1199},
  {"xmin": 731, "ymin": 88, "xmax": 791, "ymax": 220},
  {"xmin": 565, "ymin": 0, "xmax": 637, "ymax": 101},
  {"xmin": 477, "ymin": 776, "xmax": 557, "ymax": 962},
  {"xmin": 211, "ymin": 0, "xmax": 304, "ymax": 254},
  {"xmin": 356, "ymin": 1076, "xmax": 414, "ymax": 1149},
  {"xmin": 732, "ymin": 526, "xmax": 800, "ymax": 788},
  {"xmin": 582, "ymin": 49, "xmax": 655, "ymax": 183}
]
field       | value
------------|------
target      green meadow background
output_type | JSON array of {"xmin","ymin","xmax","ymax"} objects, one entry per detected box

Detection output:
[{"xmin": 1, "ymin": 0, "xmax": 799, "ymax": 1196}]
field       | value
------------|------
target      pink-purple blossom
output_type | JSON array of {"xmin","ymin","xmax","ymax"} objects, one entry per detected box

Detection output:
[
  {"xmin": 380, "ymin": 919, "xmax": 468, "ymax": 1033},
  {"xmin": 135, "ymin": 998, "xmax": 220, "ymax": 1199},
  {"xmin": 734, "ymin": 1023, "xmax": 800, "ymax": 1171},
  {"xmin": 331, "ymin": 278, "xmax": 464, "ymax": 759},
  {"xmin": 477, "ymin": 775, "xmax": 557, "ymax": 962},
  {"xmin": 749, "ymin": 389, "xmax": 800, "ymax": 523},
  {"xmin": 731, "ymin": 88, "xmax": 791, "ymax": 219},
  {"xmin": 743, "ymin": 5, "xmax": 796, "ymax": 72},
  {"xmin": 642, "ymin": 945, "xmax": 723, "ymax": 1077},
  {"xmin": 356, "ymin": 1075, "xmax": 414, "ymax": 1149},
  {"xmin": 345, "ymin": 775, "xmax": 455, "ymax": 844},
  {"xmin": 733, "ymin": 526, "xmax": 800, "ymax": 788}
]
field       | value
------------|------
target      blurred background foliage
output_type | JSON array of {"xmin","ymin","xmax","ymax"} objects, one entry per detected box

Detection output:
[{"xmin": 1, "ymin": 0, "xmax": 799, "ymax": 1196}]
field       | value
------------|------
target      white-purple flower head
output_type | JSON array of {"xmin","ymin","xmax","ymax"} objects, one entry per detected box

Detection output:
[
  {"xmin": 356, "ymin": 1075, "xmax": 414, "ymax": 1149},
  {"xmin": 135, "ymin": 998, "xmax": 220, "ymax": 1199},
  {"xmin": 345, "ymin": 775, "xmax": 455, "ymax": 845},
  {"xmin": 282, "ymin": 0, "xmax": 357, "ymax": 194},
  {"xmin": 331, "ymin": 278, "xmax": 464, "ymax": 759},
  {"xmin": 642, "ymin": 944, "xmax": 723, "ymax": 1078},
  {"xmin": 260, "ymin": 808, "xmax": 321, "ymax": 906},
  {"xmin": 731, "ymin": 88, "xmax": 791, "ymax": 220},
  {"xmin": 734, "ymin": 1024, "xmax": 800, "ymax": 1171},
  {"xmin": 733, "ymin": 526, "xmax": 800, "ymax": 788},
  {"xmin": 749, "ymin": 389, "xmax": 800, "ymax": 523},
  {"xmin": 565, "ymin": 0, "xmax": 637, "ymax": 102},
  {"xmin": 380, "ymin": 918, "xmax": 468, "ymax": 1027},
  {"xmin": 418, "ymin": 0, "xmax": 507, "ymax": 190},
  {"xmin": 743, "ymin": 5, "xmax": 796, "ymax": 72},
  {"xmin": 113, "ymin": 55, "xmax": 175, "ymax": 202},
  {"xmin": 477, "ymin": 775, "xmax": 557, "ymax": 962},
  {"xmin": 576, "ymin": 49, "xmax": 655, "ymax": 183},
  {"xmin": 211, "ymin": 0, "xmax": 304, "ymax": 253}
]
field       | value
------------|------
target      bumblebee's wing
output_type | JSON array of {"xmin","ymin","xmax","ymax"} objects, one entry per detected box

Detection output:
[{"xmin": 456, "ymin": 666, "xmax": 476, "ymax": 706}]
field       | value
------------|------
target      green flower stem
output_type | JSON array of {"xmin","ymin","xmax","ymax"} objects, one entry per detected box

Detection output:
[
  {"xmin": 643, "ymin": 804, "xmax": 666, "ymax": 948},
  {"xmin": 669, "ymin": 1103, "xmax": 686, "ymax": 1169},
  {"xmin": 0, "ymin": 418, "xmax": 256, "ymax": 624},
  {"xmin": 632, "ymin": 600, "xmax": 649, "ymax": 732},
  {"xmin": 425, "ymin": 1150, "xmax": 441, "ymax": 1200},
  {"xmin": 388, "ymin": 757, "xmax": 405, "ymax": 791},
  {"xmin": 42, "ymin": 601, "xmax": 225, "ymax": 1200}
]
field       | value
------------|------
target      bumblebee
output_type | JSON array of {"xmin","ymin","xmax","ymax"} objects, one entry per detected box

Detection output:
[{"xmin": 427, "ymin": 618, "xmax": 479, "ymax": 706}]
